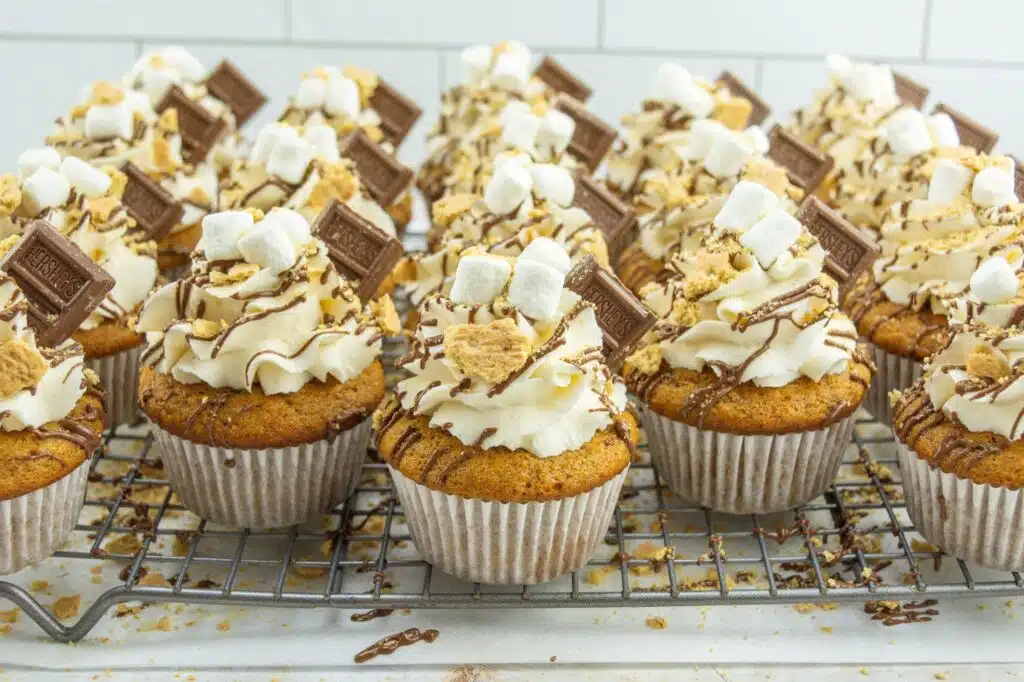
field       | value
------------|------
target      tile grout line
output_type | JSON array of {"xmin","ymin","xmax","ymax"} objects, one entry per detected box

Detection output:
[
  {"xmin": 597, "ymin": 0, "xmax": 605, "ymax": 50},
  {"xmin": 283, "ymin": 0, "xmax": 293, "ymax": 42},
  {"xmin": 754, "ymin": 57, "xmax": 764, "ymax": 93},
  {"xmin": 438, "ymin": 51, "xmax": 447, "ymax": 91},
  {"xmin": 920, "ymin": 0, "xmax": 933, "ymax": 61}
]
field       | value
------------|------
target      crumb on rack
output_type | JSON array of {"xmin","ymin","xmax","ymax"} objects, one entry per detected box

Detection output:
[{"xmin": 52, "ymin": 595, "xmax": 81, "ymax": 620}]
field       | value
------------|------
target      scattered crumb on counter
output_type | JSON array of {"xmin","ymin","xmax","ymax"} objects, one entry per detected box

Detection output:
[
  {"xmin": 139, "ymin": 616, "xmax": 173, "ymax": 632},
  {"xmin": 138, "ymin": 572, "xmax": 171, "ymax": 587},
  {"xmin": 860, "ymin": 668, "xmax": 869, "ymax": 676},
  {"xmin": 645, "ymin": 616, "xmax": 667, "ymax": 630},
  {"xmin": 52, "ymin": 595, "xmax": 81, "ymax": 620},
  {"xmin": 935, "ymin": 674, "xmax": 948, "ymax": 680},
  {"xmin": 216, "ymin": 620, "xmax": 231, "ymax": 632},
  {"xmin": 29, "ymin": 580, "xmax": 49, "ymax": 592},
  {"xmin": 820, "ymin": 626, "xmax": 833, "ymax": 633},
  {"xmin": 550, "ymin": 656, "xmax": 557, "ymax": 663},
  {"xmin": 0, "ymin": 609, "xmax": 18, "ymax": 624}
]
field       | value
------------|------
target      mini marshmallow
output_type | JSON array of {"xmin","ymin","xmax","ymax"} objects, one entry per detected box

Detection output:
[
  {"xmin": 461, "ymin": 44, "xmax": 493, "ymax": 84},
  {"xmin": 238, "ymin": 220, "xmax": 298, "ymax": 275},
  {"xmin": 825, "ymin": 54, "xmax": 853, "ymax": 79},
  {"xmin": 704, "ymin": 132, "xmax": 748, "ymax": 179},
  {"xmin": 500, "ymin": 102, "xmax": 541, "ymax": 150},
  {"xmin": 677, "ymin": 84, "xmax": 715, "ymax": 119},
  {"xmin": 251, "ymin": 125, "xmax": 300, "ymax": 165},
  {"xmin": 685, "ymin": 119, "xmax": 729, "ymax": 160},
  {"xmin": 536, "ymin": 109, "xmax": 575, "ymax": 154},
  {"xmin": 885, "ymin": 109, "xmax": 934, "ymax": 158},
  {"xmin": 484, "ymin": 159, "xmax": 533, "ymax": 215},
  {"xmin": 529, "ymin": 164, "xmax": 575, "ymax": 206},
  {"xmin": 59, "ymin": 156, "xmax": 111, "ymax": 197},
  {"xmin": 21, "ymin": 167, "xmax": 71, "ymax": 214},
  {"xmin": 928, "ymin": 113, "xmax": 960, "ymax": 148},
  {"xmin": 650, "ymin": 63, "xmax": 693, "ymax": 102},
  {"xmin": 744, "ymin": 126, "xmax": 770, "ymax": 156},
  {"xmin": 508, "ymin": 259, "xmax": 564, "ymax": 321},
  {"xmin": 927, "ymin": 159, "xmax": 973, "ymax": 204},
  {"xmin": 263, "ymin": 207, "xmax": 312, "ymax": 248},
  {"xmin": 740, "ymin": 210, "xmax": 802, "ymax": 268},
  {"xmin": 200, "ymin": 211, "xmax": 253, "ymax": 261},
  {"xmin": 970, "ymin": 256, "xmax": 1020, "ymax": 304},
  {"xmin": 17, "ymin": 147, "xmax": 61, "ymax": 180},
  {"xmin": 84, "ymin": 102, "xmax": 134, "ymax": 141},
  {"xmin": 491, "ymin": 51, "xmax": 530, "ymax": 92},
  {"xmin": 162, "ymin": 47, "xmax": 206, "ymax": 82},
  {"xmin": 295, "ymin": 77, "xmax": 327, "ymax": 109},
  {"xmin": 845, "ymin": 63, "xmax": 894, "ymax": 103},
  {"xmin": 266, "ymin": 138, "xmax": 316, "ymax": 185},
  {"xmin": 449, "ymin": 255, "xmax": 512, "ymax": 305},
  {"xmin": 972, "ymin": 166, "xmax": 1017, "ymax": 208},
  {"xmin": 714, "ymin": 181, "xmax": 780, "ymax": 233},
  {"xmin": 303, "ymin": 124, "xmax": 340, "ymax": 163},
  {"xmin": 324, "ymin": 76, "xmax": 360, "ymax": 119},
  {"xmin": 520, "ymin": 237, "xmax": 571, "ymax": 275}
]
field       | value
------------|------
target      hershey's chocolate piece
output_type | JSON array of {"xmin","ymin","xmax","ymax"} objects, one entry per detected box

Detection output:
[
  {"xmin": 1, "ymin": 220, "xmax": 115, "ymax": 347},
  {"xmin": 554, "ymin": 94, "xmax": 617, "ymax": 174},
  {"xmin": 571, "ymin": 172, "xmax": 637, "ymax": 259},
  {"xmin": 768, "ymin": 125, "xmax": 834, "ymax": 193},
  {"xmin": 1010, "ymin": 155, "xmax": 1024, "ymax": 201},
  {"xmin": 311, "ymin": 198, "xmax": 404, "ymax": 301},
  {"xmin": 564, "ymin": 254, "xmax": 656, "ymax": 368},
  {"xmin": 892, "ymin": 71, "xmax": 929, "ymax": 109},
  {"xmin": 204, "ymin": 60, "xmax": 267, "ymax": 127},
  {"xmin": 156, "ymin": 86, "xmax": 227, "ymax": 164},
  {"xmin": 716, "ymin": 71, "xmax": 771, "ymax": 126},
  {"xmin": 368, "ymin": 79, "xmax": 422, "ymax": 147},
  {"xmin": 533, "ymin": 57, "xmax": 593, "ymax": 103},
  {"xmin": 339, "ymin": 129, "xmax": 414, "ymax": 207},
  {"xmin": 932, "ymin": 103, "xmax": 999, "ymax": 153},
  {"xmin": 120, "ymin": 163, "xmax": 184, "ymax": 242},
  {"xmin": 796, "ymin": 196, "xmax": 879, "ymax": 296}
]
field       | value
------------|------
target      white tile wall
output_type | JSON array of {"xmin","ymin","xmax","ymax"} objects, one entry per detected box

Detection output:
[{"xmin": 3, "ymin": 0, "xmax": 1024, "ymax": 172}]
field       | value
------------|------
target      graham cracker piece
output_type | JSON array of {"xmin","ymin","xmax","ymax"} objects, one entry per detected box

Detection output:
[{"xmin": 443, "ymin": 318, "xmax": 531, "ymax": 383}]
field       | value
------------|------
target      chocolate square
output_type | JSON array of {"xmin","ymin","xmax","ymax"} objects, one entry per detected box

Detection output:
[
  {"xmin": 554, "ymin": 94, "xmax": 617, "ymax": 174},
  {"xmin": 571, "ymin": 172, "xmax": 637, "ymax": 259},
  {"xmin": 716, "ymin": 71, "xmax": 771, "ymax": 126},
  {"xmin": 311, "ymin": 198, "xmax": 404, "ymax": 301},
  {"xmin": 565, "ymin": 254, "xmax": 656, "ymax": 368},
  {"xmin": 533, "ymin": 57, "xmax": 593, "ymax": 103},
  {"xmin": 892, "ymin": 71, "xmax": 929, "ymax": 109},
  {"xmin": 1, "ymin": 221, "xmax": 115, "ymax": 347},
  {"xmin": 368, "ymin": 79, "xmax": 422, "ymax": 147},
  {"xmin": 156, "ymin": 86, "xmax": 227, "ymax": 164},
  {"xmin": 796, "ymin": 196, "xmax": 879, "ymax": 296},
  {"xmin": 120, "ymin": 163, "xmax": 184, "ymax": 242},
  {"xmin": 339, "ymin": 129, "xmax": 414, "ymax": 207},
  {"xmin": 768, "ymin": 125, "xmax": 834, "ymax": 193},
  {"xmin": 932, "ymin": 103, "xmax": 999, "ymax": 153},
  {"xmin": 1010, "ymin": 155, "xmax": 1024, "ymax": 201},
  {"xmin": 204, "ymin": 60, "xmax": 267, "ymax": 127}
]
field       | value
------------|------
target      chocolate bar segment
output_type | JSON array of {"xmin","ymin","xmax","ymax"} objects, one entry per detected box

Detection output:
[
  {"xmin": 311, "ymin": 198, "xmax": 404, "ymax": 301},
  {"xmin": 533, "ymin": 57, "xmax": 593, "ymax": 103},
  {"xmin": 120, "ymin": 163, "xmax": 184, "ymax": 242},
  {"xmin": 1011, "ymin": 156, "xmax": 1024, "ymax": 201},
  {"xmin": 368, "ymin": 79, "xmax": 422, "ymax": 147},
  {"xmin": 204, "ymin": 60, "xmax": 267, "ymax": 127},
  {"xmin": 768, "ymin": 125, "xmax": 834, "ymax": 193},
  {"xmin": 892, "ymin": 71, "xmax": 929, "ymax": 109},
  {"xmin": 796, "ymin": 196, "xmax": 879, "ymax": 297},
  {"xmin": 565, "ymin": 254, "xmax": 656, "ymax": 368},
  {"xmin": 554, "ymin": 94, "xmax": 617, "ymax": 174},
  {"xmin": 932, "ymin": 103, "xmax": 999, "ymax": 154},
  {"xmin": 716, "ymin": 71, "xmax": 771, "ymax": 126},
  {"xmin": 571, "ymin": 172, "xmax": 637, "ymax": 259},
  {"xmin": 1, "ymin": 221, "xmax": 115, "ymax": 347},
  {"xmin": 339, "ymin": 129, "xmax": 414, "ymax": 207},
  {"xmin": 156, "ymin": 86, "xmax": 227, "ymax": 164}
]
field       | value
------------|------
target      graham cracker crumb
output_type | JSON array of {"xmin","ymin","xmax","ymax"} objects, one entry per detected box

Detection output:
[
  {"xmin": 714, "ymin": 97, "xmax": 753, "ymax": 131},
  {"xmin": 52, "ymin": 595, "xmax": 81, "ymax": 620},
  {"xmin": 307, "ymin": 162, "xmax": 359, "ymax": 209},
  {"xmin": 0, "ymin": 339, "xmax": 48, "ymax": 399},
  {"xmin": 433, "ymin": 194, "xmax": 477, "ymax": 226},
  {"xmin": 104, "ymin": 533, "xmax": 143, "ymax": 555},
  {"xmin": 190, "ymin": 319, "xmax": 222, "ymax": 340},
  {"xmin": 0, "ymin": 235, "xmax": 19, "ymax": 258},
  {"xmin": 104, "ymin": 167, "xmax": 127, "ymax": 197},
  {"xmin": 370, "ymin": 295, "xmax": 401, "ymax": 336},
  {"xmin": 216, "ymin": 619, "xmax": 231, "ymax": 632},
  {"xmin": 87, "ymin": 195, "xmax": 121, "ymax": 224},
  {"xmin": 626, "ymin": 344, "xmax": 663, "ymax": 375},
  {"xmin": 90, "ymin": 81, "xmax": 124, "ymax": 105},
  {"xmin": 443, "ymin": 318, "xmax": 531, "ymax": 384},
  {"xmin": 30, "ymin": 580, "xmax": 49, "ymax": 592},
  {"xmin": 967, "ymin": 345, "xmax": 1010, "ymax": 380},
  {"xmin": 0, "ymin": 175, "xmax": 20, "ymax": 216},
  {"xmin": 210, "ymin": 262, "xmax": 260, "ymax": 286},
  {"xmin": 139, "ymin": 616, "xmax": 173, "ymax": 632},
  {"xmin": 342, "ymin": 65, "xmax": 379, "ymax": 105},
  {"xmin": 138, "ymin": 572, "xmax": 171, "ymax": 587},
  {"xmin": 645, "ymin": 616, "xmax": 668, "ymax": 630},
  {"xmin": 0, "ymin": 609, "xmax": 19, "ymax": 623}
]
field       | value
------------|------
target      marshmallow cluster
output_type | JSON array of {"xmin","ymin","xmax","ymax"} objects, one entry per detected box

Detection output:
[
  {"xmin": 198, "ymin": 208, "xmax": 310, "ymax": 274},
  {"xmin": 15, "ymin": 148, "xmax": 113, "ymax": 213},
  {"xmin": 128, "ymin": 47, "xmax": 207, "ymax": 103},
  {"xmin": 293, "ymin": 67, "xmax": 362, "ymax": 119},
  {"xmin": 883, "ymin": 108, "xmax": 960, "ymax": 159},
  {"xmin": 970, "ymin": 256, "xmax": 1020, "ymax": 305},
  {"xmin": 927, "ymin": 157, "xmax": 1018, "ymax": 208},
  {"xmin": 679, "ymin": 119, "xmax": 769, "ymax": 179},
  {"xmin": 649, "ymin": 63, "xmax": 715, "ymax": 117},
  {"xmin": 483, "ymin": 153, "xmax": 576, "ymax": 215},
  {"xmin": 711, "ymin": 181, "xmax": 802, "ymax": 268},
  {"xmin": 250, "ymin": 123, "xmax": 340, "ymax": 183},
  {"xmin": 825, "ymin": 55, "xmax": 899, "ymax": 107},
  {"xmin": 499, "ymin": 101, "xmax": 575, "ymax": 159},
  {"xmin": 460, "ymin": 41, "xmax": 532, "ymax": 92}
]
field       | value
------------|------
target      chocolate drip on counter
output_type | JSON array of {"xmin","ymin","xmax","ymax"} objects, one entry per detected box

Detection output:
[
  {"xmin": 350, "ymin": 608, "xmax": 394, "ymax": 623},
  {"xmin": 353, "ymin": 628, "xmax": 439, "ymax": 664}
]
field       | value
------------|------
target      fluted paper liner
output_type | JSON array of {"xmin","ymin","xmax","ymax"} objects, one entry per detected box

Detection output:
[
  {"xmin": 863, "ymin": 345, "xmax": 922, "ymax": 428},
  {"xmin": 641, "ymin": 406, "xmax": 856, "ymax": 514},
  {"xmin": 0, "ymin": 462, "xmax": 88, "ymax": 575},
  {"xmin": 898, "ymin": 441, "xmax": 1024, "ymax": 572},
  {"xmin": 151, "ymin": 418, "xmax": 372, "ymax": 529},
  {"xmin": 88, "ymin": 344, "xmax": 143, "ymax": 427},
  {"xmin": 390, "ymin": 466, "xmax": 628, "ymax": 585}
]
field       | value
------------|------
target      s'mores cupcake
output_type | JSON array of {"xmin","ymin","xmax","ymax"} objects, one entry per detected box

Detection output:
[{"xmin": 625, "ymin": 181, "xmax": 874, "ymax": 514}]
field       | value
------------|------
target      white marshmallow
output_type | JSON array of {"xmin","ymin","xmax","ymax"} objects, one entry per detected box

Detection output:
[
  {"xmin": 744, "ymin": 126, "xmax": 770, "ymax": 156},
  {"xmin": 884, "ymin": 109, "xmax": 934, "ymax": 158},
  {"xmin": 491, "ymin": 51, "xmax": 530, "ymax": 92},
  {"xmin": 704, "ymin": 133, "xmax": 749, "ymax": 179},
  {"xmin": 295, "ymin": 77, "xmax": 327, "ymax": 109},
  {"xmin": 17, "ymin": 147, "xmax": 61, "ymax": 181},
  {"xmin": 520, "ymin": 237, "xmax": 571, "ymax": 275},
  {"xmin": 970, "ymin": 256, "xmax": 1020, "ymax": 304},
  {"xmin": 84, "ymin": 102, "xmax": 134, "ymax": 141},
  {"xmin": 484, "ymin": 159, "xmax": 533, "ymax": 215},
  {"xmin": 927, "ymin": 160, "xmax": 973, "ymax": 204},
  {"xmin": 825, "ymin": 54, "xmax": 853, "ymax": 79},
  {"xmin": 200, "ymin": 211, "xmax": 253, "ymax": 261},
  {"xmin": 251, "ymin": 125, "xmax": 300, "ymax": 165},
  {"xmin": 928, "ymin": 113, "xmax": 960, "ymax": 148},
  {"xmin": 684, "ymin": 119, "xmax": 729, "ymax": 160},
  {"xmin": 650, "ymin": 63, "xmax": 693, "ymax": 102},
  {"xmin": 529, "ymin": 164, "xmax": 575, "ymax": 206},
  {"xmin": 449, "ymin": 255, "xmax": 512, "ymax": 305},
  {"xmin": 21, "ymin": 167, "xmax": 71, "ymax": 214},
  {"xmin": 740, "ymin": 210, "xmax": 802, "ymax": 269},
  {"xmin": 461, "ymin": 44, "xmax": 493, "ymax": 84},
  {"xmin": 845, "ymin": 63, "xmax": 894, "ymax": 103},
  {"xmin": 508, "ymin": 259, "xmax": 564, "ymax": 321},
  {"xmin": 266, "ymin": 138, "xmax": 316, "ymax": 185},
  {"xmin": 163, "ymin": 47, "xmax": 206, "ymax": 83},
  {"xmin": 136, "ymin": 69, "xmax": 178, "ymax": 103},
  {"xmin": 677, "ymin": 84, "xmax": 715, "ymax": 118},
  {"xmin": 263, "ymin": 207, "xmax": 312, "ymax": 248},
  {"xmin": 59, "ymin": 157, "xmax": 111, "ymax": 197},
  {"xmin": 500, "ymin": 102, "xmax": 541, "ymax": 150},
  {"xmin": 714, "ymin": 181, "xmax": 780, "ymax": 233},
  {"xmin": 324, "ymin": 76, "xmax": 360, "ymax": 119},
  {"xmin": 238, "ymin": 220, "xmax": 298, "ymax": 275},
  {"xmin": 303, "ymin": 124, "xmax": 340, "ymax": 162},
  {"xmin": 536, "ymin": 109, "xmax": 575, "ymax": 154},
  {"xmin": 501, "ymin": 41, "xmax": 531, "ymax": 65},
  {"xmin": 972, "ymin": 166, "xmax": 1017, "ymax": 208}
]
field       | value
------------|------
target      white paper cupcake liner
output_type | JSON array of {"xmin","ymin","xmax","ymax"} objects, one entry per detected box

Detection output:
[
  {"xmin": 390, "ymin": 466, "xmax": 628, "ymax": 585},
  {"xmin": 0, "ymin": 463, "xmax": 88, "ymax": 575},
  {"xmin": 87, "ymin": 344, "xmax": 143, "ymax": 427},
  {"xmin": 151, "ymin": 418, "xmax": 372, "ymax": 529},
  {"xmin": 863, "ymin": 345, "xmax": 922, "ymax": 428},
  {"xmin": 640, "ymin": 405, "xmax": 856, "ymax": 514},
  {"xmin": 897, "ymin": 440, "xmax": 1024, "ymax": 572}
]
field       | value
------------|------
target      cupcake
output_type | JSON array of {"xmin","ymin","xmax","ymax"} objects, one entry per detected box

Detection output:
[
  {"xmin": 846, "ymin": 154, "xmax": 1023, "ymax": 426},
  {"xmin": 136, "ymin": 206, "xmax": 397, "ymax": 528},
  {"xmin": 377, "ymin": 248, "xmax": 639, "ymax": 584},
  {"xmin": 2, "ymin": 153, "xmax": 159, "ymax": 425},
  {"xmin": 625, "ymin": 181, "xmax": 875, "ymax": 514}
]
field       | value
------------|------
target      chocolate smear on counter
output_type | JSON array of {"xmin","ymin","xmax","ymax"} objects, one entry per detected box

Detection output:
[
  {"xmin": 351, "ymin": 608, "xmax": 394, "ymax": 623},
  {"xmin": 716, "ymin": 71, "xmax": 771, "ymax": 125},
  {"xmin": 120, "ymin": 163, "xmax": 184, "ymax": 241},
  {"xmin": 768, "ymin": 125, "xmax": 834, "ymax": 193},
  {"xmin": 892, "ymin": 71, "xmax": 929, "ymax": 109},
  {"xmin": 156, "ymin": 86, "xmax": 227, "ymax": 164},
  {"xmin": 796, "ymin": 196, "xmax": 879, "ymax": 297},
  {"xmin": 368, "ymin": 79, "xmax": 422, "ymax": 147},
  {"xmin": 534, "ymin": 56, "xmax": 593, "ymax": 103},
  {"xmin": 1, "ymin": 220, "xmax": 115, "ymax": 347},
  {"xmin": 564, "ymin": 254, "xmax": 656, "ymax": 368},
  {"xmin": 203, "ymin": 60, "xmax": 267, "ymax": 127},
  {"xmin": 339, "ymin": 129, "xmax": 414, "ymax": 207},
  {"xmin": 354, "ymin": 627, "xmax": 439, "ymax": 664},
  {"xmin": 311, "ymin": 199, "xmax": 404, "ymax": 302},
  {"xmin": 554, "ymin": 94, "xmax": 617, "ymax": 174},
  {"xmin": 571, "ymin": 171, "xmax": 638, "ymax": 259},
  {"xmin": 932, "ymin": 103, "xmax": 998, "ymax": 153}
]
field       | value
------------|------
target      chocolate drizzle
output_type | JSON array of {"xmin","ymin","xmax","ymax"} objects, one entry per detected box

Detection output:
[{"xmin": 353, "ymin": 627, "xmax": 439, "ymax": 664}]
